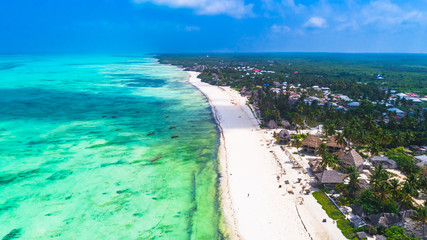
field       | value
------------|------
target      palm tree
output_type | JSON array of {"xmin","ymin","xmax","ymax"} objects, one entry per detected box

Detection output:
[
  {"xmin": 335, "ymin": 132, "xmax": 346, "ymax": 148},
  {"xmin": 405, "ymin": 173, "xmax": 421, "ymax": 192},
  {"xmin": 367, "ymin": 140, "xmax": 382, "ymax": 156},
  {"xmin": 374, "ymin": 181, "xmax": 391, "ymax": 212},
  {"xmin": 369, "ymin": 164, "xmax": 390, "ymax": 191},
  {"xmin": 400, "ymin": 189, "xmax": 415, "ymax": 210},
  {"xmin": 318, "ymin": 143, "xmax": 328, "ymax": 156},
  {"xmin": 394, "ymin": 131, "xmax": 407, "ymax": 147},
  {"xmin": 347, "ymin": 166, "xmax": 360, "ymax": 195},
  {"xmin": 293, "ymin": 138, "xmax": 302, "ymax": 151},
  {"xmin": 388, "ymin": 178, "xmax": 401, "ymax": 201},
  {"xmin": 320, "ymin": 152, "xmax": 338, "ymax": 170},
  {"xmin": 323, "ymin": 123, "xmax": 336, "ymax": 137},
  {"xmin": 411, "ymin": 204, "xmax": 427, "ymax": 240},
  {"xmin": 403, "ymin": 180, "xmax": 418, "ymax": 198}
]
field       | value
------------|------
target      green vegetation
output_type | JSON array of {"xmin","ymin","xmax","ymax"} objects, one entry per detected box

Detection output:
[
  {"xmin": 313, "ymin": 191, "xmax": 422, "ymax": 240},
  {"xmin": 383, "ymin": 226, "xmax": 418, "ymax": 240},
  {"xmin": 158, "ymin": 53, "xmax": 427, "ymax": 148},
  {"xmin": 159, "ymin": 53, "xmax": 427, "ymax": 239},
  {"xmin": 387, "ymin": 147, "xmax": 421, "ymax": 175},
  {"xmin": 158, "ymin": 53, "xmax": 427, "ymax": 96},
  {"xmin": 312, "ymin": 191, "xmax": 358, "ymax": 239},
  {"xmin": 313, "ymin": 191, "xmax": 345, "ymax": 220}
]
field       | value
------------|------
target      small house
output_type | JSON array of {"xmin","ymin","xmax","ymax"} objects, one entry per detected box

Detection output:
[
  {"xmin": 340, "ymin": 149, "xmax": 364, "ymax": 171},
  {"xmin": 277, "ymin": 129, "xmax": 291, "ymax": 144},
  {"xmin": 326, "ymin": 135, "xmax": 347, "ymax": 152},
  {"xmin": 387, "ymin": 107, "xmax": 405, "ymax": 117},
  {"xmin": 266, "ymin": 120, "xmax": 278, "ymax": 129},
  {"xmin": 301, "ymin": 134, "xmax": 322, "ymax": 154},
  {"xmin": 367, "ymin": 213, "xmax": 403, "ymax": 228},
  {"xmin": 348, "ymin": 102, "xmax": 360, "ymax": 108},
  {"xmin": 308, "ymin": 159, "xmax": 324, "ymax": 173},
  {"xmin": 280, "ymin": 119, "xmax": 291, "ymax": 129},
  {"xmin": 369, "ymin": 156, "xmax": 397, "ymax": 169},
  {"xmin": 315, "ymin": 170, "xmax": 345, "ymax": 188},
  {"xmin": 415, "ymin": 155, "xmax": 427, "ymax": 163}
]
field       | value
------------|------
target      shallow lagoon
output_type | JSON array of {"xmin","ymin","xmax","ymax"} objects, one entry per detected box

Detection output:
[{"xmin": 0, "ymin": 55, "xmax": 222, "ymax": 239}]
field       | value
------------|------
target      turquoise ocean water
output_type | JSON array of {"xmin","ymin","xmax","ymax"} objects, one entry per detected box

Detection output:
[{"xmin": 0, "ymin": 55, "xmax": 223, "ymax": 239}]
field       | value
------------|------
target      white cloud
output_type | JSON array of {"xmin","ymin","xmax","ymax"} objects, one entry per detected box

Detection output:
[
  {"xmin": 361, "ymin": 0, "xmax": 426, "ymax": 28},
  {"xmin": 133, "ymin": 0, "xmax": 254, "ymax": 18},
  {"xmin": 304, "ymin": 17, "xmax": 327, "ymax": 28},
  {"xmin": 271, "ymin": 24, "xmax": 291, "ymax": 33},
  {"xmin": 261, "ymin": 0, "xmax": 306, "ymax": 18}
]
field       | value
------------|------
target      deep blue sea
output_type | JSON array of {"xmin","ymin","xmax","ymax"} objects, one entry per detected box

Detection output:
[{"xmin": 0, "ymin": 55, "xmax": 223, "ymax": 239}]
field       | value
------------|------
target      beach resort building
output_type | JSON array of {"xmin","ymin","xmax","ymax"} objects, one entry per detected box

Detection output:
[
  {"xmin": 308, "ymin": 159, "xmax": 324, "ymax": 173},
  {"xmin": 266, "ymin": 119, "xmax": 279, "ymax": 129},
  {"xmin": 315, "ymin": 170, "xmax": 345, "ymax": 188},
  {"xmin": 369, "ymin": 156, "xmax": 397, "ymax": 169},
  {"xmin": 387, "ymin": 107, "xmax": 406, "ymax": 118},
  {"xmin": 326, "ymin": 135, "xmax": 347, "ymax": 153},
  {"xmin": 340, "ymin": 149, "xmax": 364, "ymax": 171},
  {"xmin": 280, "ymin": 119, "xmax": 291, "ymax": 129},
  {"xmin": 277, "ymin": 129, "xmax": 291, "ymax": 144},
  {"xmin": 301, "ymin": 134, "xmax": 322, "ymax": 154}
]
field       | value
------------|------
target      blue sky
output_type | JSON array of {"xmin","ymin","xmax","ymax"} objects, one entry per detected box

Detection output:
[{"xmin": 1, "ymin": 0, "xmax": 426, "ymax": 53}]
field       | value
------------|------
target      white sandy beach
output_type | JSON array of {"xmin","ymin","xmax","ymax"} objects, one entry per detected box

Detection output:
[{"xmin": 187, "ymin": 71, "xmax": 346, "ymax": 240}]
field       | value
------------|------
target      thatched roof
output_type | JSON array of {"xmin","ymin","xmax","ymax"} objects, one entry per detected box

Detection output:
[
  {"xmin": 369, "ymin": 156, "xmax": 397, "ymax": 168},
  {"xmin": 368, "ymin": 213, "xmax": 402, "ymax": 227},
  {"xmin": 315, "ymin": 170, "xmax": 344, "ymax": 184},
  {"xmin": 240, "ymin": 86, "xmax": 252, "ymax": 96},
  {"xmin": 326, "ymin": 135, "xmax": 347, "ymax": 149},
  {"xmin": 280, "ymin": 119, "xmax": 291, "ymax": 129},
  {"xmin": 301, "ymin": 134, "xmax": 322, "ymax": 148},
  {"xmin": 401, "ymin": 210, "xmax": 426, "ymax": 239},
  {"xmin": 356, "ymin": 232, "xmax": 367, "ymax": 239},
  {"xmin": 278, "ymin": 129, "xmax": 291, "ymax": 141},
  {"xmin": 340, "ymin": 149, "xmax": 364, "ymax": 168},
  {"xmin": 266, "ymin": 120, "xmax": 278, "ymax": 129},
  {"xmin": 334, "ymin": 149, "xmax": 346, "ymax": 159},
  {"xmin": 308, "ymin": 159, "xmax": 324, "ymax": 173}
]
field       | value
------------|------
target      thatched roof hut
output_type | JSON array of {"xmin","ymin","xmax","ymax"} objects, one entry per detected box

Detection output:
[
  {"xmin": 280, "ymin": 119, "xmax": 291, "ymax": 129},
  {"xmin": 240, "ymin": 86, "xmax": 253, "ymax": 97},
  {"xmin": 334, "ymin": 149, "xmax": 346, "ymax": 159},
  {"xmin": 301, "ymin": 134, "xmax": 322, "ymax": 154},
  {"xmin": 367, "ymin": 213, "xmax": 402, "ymax": 228},
  {"xmin": 400, "ymin": 210, "xmax": 427, "ymax": 239},
  {"xmin": 340, "ymin": 149, "xmax": 364, "ymax": 171},
  {"xmin": 308, "ymin": 159, "xmax": 324, "ymax": 173},
  {"xmin": 266, "ymin": 120, "xmax": 278, "ymax": 129},
  {"xmin": 326, "ymin": 135, "xmax": 347, "ymax": 151},
  {"xmin": 315, "ymin": 170, "xmax": 345, "ymax": 186},
  {"xmin": 301, "ymin": 134, "xmax": 322, "ymax": 148},
  {"xmin": 369, "ymin": 156, "xmax": 397, "ymax": 169},
  {"xmin": 277, "ymin": 129, "xmax": 291, "ymax": 143},
  {"xmin": 356, "ymin": 232, "xmax": 367, "ymax": 239}
]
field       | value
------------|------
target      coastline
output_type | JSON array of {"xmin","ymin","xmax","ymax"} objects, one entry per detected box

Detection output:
[
  {"xmin": 185, "ymin": 71, "xmax": 241, "ymax": 239},
  {"xmin": 186, "ymin": 71, "xmax": 347, "ymax": 240}
]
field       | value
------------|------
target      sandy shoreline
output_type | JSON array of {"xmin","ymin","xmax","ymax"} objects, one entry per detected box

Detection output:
[{"xmin": 187, "ymin": 71, "xmax": 346, "ymax": 240}]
